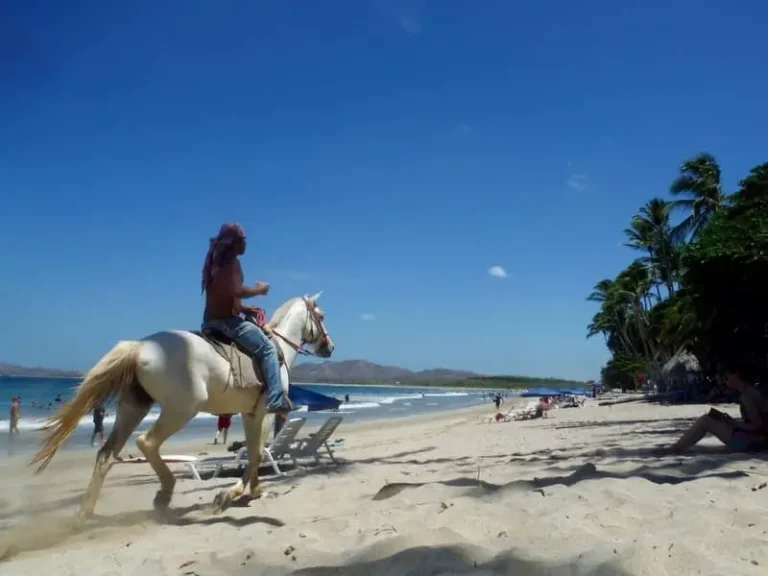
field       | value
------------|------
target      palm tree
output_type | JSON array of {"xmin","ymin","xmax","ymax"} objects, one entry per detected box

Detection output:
[
  {"xmin": 587, "ymin": 279, "xmax": 615, "ymax": 304},
  {"xmin": 669, "ymin": 153, "xmax": 729, "ymax": 240},
  {"xmin": 624, "ymin": 198, "xmax": 679, "ymax": 298},
  {"xmin": 587, "ymin": 278, "xmax": 635, "ymax": 353}
]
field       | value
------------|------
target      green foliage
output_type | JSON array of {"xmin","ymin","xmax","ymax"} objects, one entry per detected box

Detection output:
[
  {"xmin": 589, "ymin": 155, "xmax": 768, "ymax": 388},
  {"xmin": 680, "ymin": 165, "xmax": 768, "ymax": 380}
]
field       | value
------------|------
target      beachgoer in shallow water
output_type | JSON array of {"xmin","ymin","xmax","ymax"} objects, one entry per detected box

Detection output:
[
  {"xmin": 201, "ymin": 223, "xmax": 292, "ymax": 415},
  {"xmin": 91, "ymin": 404, "xmax": 106, "ymax": 446},
  {"xmin": 666, "ymin": 361, "xmax": 768, "ymax": 454},
  {"xmin": 9, "ymin": 396, "xmax": 20, "ymax": 440}
]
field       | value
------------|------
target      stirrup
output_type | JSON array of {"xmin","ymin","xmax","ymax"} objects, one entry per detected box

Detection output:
[{"xmin": 267, "ymin": 397, "xmax": 293, "ymax": 414}]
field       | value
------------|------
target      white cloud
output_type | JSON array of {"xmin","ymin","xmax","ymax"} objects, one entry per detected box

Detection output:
[
  {"xmin": 567, "ymin": 173, "xmax": 587, "ymax": 191},
  {"xmin": 488, "ymin": 266, "xmax": 508, "ymax": 278},
  {"xmin": 361, "ymin": 313, "xmax": 376, "ymax": 321}
]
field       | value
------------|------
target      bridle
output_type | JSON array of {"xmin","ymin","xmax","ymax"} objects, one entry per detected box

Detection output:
[{"xmin": 270, "ymin": 297, "xmax": 331, "ymax": 357}]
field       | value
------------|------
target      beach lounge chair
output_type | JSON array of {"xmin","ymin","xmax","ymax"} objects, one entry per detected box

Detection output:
[
  {"xmin": 511, "ymin": 401, "xmax": 540, "ymax": 420},
  {"xmin": 287, "ymin": 415, "xmax": 343, "ymax": 466},
  {"xmin": 187, "ymin": 417, "xmax": 307, "ymax": 479},
  {"xmin": 184, "ymin": 448, "xmax": 248, "ymax": 480},
  {"xmin": 261, "ymin": 417, "xmax": 307, "ymax": 476},
  {"xmin": 116, "ymin": 454, "xmax": 203, "ymax": 480}
]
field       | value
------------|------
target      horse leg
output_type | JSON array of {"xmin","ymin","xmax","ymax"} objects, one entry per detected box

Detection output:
[
  {"xmin": 212, "ymin": 400, "xmax": 267, "ymax": 512},
  {"xmin": 247, "ymin": 402, "xmax": 269, "ymax": 499},
  {"xmin": 136, "ymin": 407, "xmax": 195, "ymax": 510},
  {"xmin": 81, "ymin": 395, "xmax": 151, "ymax": 517}
]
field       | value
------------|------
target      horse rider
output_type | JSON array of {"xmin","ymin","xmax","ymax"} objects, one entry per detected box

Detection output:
[{"xmin": 201, "ymin": 222, "xmax": 292, "ymax": 415}]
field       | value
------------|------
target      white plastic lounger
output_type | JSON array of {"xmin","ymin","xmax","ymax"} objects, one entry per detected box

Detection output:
[
  {"xmin": 288, "ymin": 416, "xmax": 343, "ymax": 466},
  {"xmin": 262, "ymin": 417, "xmax": 307, "ymax": 476},
  {"xmin": 187, "ymin": 447, "xmax": 248, "ymax": 480},
  {"xmin": 186, "ymin": 418, "xmax": 307, "ymax": 480},
  {"xmin": 116, "ymin": 454, "xmax": 201, "ymax": 480},
  {"xmin": 512, "ymin": 401, "xmax": 540, "ymax": 420}
]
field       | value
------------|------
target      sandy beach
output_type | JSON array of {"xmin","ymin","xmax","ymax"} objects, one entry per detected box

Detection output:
[{"xmin": 1, "ymin": 399, "xmax": 767, "ymax": 575}]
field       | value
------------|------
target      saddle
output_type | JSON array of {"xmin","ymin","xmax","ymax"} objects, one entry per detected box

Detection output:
[{"xmin": 193, "ymin": 323, "xmax": 286, "ymax": 390}]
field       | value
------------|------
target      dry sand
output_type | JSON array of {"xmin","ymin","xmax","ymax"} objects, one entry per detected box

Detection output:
[{"xmin": 1, "ymin": 399, "xmax": 767, "ymax": 575}]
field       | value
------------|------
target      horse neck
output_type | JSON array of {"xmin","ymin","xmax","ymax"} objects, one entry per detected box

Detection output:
[{"xmin": 271, "ymin": 303, "xmax": 306, "ymax": 370}]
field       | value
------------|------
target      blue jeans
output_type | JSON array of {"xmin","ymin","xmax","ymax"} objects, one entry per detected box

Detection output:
[{"xmin": 203, "ymin": 316, "xmax": 290, "ymax": 412}]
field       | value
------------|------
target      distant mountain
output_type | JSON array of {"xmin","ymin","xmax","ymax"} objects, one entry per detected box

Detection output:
[
  {"xmin": 0, "ymin": 362, "xmax": 82, "ymax": 379},
  {"xmin": 291, "ymin": 359, "xmax": 480, "ymax": 383},
  {"xmin": 0, "ymin": 359, "xmax": 582, "ymax": 388}
]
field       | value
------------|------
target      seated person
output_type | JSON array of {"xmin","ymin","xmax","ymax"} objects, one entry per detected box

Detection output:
[
  {"xmin": 201, "ymin": 223, "xmax": 292, "ymax": 415},
  {"xmin": 666, "ymin": 360, "xmax": 768, "ymax": 454}
]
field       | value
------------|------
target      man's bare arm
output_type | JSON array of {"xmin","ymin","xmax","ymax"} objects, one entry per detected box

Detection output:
[
  {"xmin": 237, "ymin": 284, "xmax": 267, "ymax": 298},
  {"xmin": 231, "ymin": 260, "xmax": 269, "ymax": 299}
]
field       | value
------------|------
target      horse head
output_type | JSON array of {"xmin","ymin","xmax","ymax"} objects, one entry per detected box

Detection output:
[{"xmin": 301, "ymin": 291, "xmax": 334, "ymax": 358}]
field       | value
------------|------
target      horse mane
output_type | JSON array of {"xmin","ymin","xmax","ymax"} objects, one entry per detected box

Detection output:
[{"xmin": 269, "ymin": 297, "xmax": 302, "ymax": 328}]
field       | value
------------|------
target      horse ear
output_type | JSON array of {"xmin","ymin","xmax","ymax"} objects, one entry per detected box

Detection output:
[{"xmin": 310, "ymin": 291, "xmax": 323, "ymax": 303}]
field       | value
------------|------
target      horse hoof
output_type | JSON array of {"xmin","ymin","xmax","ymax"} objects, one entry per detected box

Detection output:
[
  {"xmin": 250, "ymin": 486, "xmax": 264, "ymax": 500},
  {"xmin": 212, "ymin": 491, "xmax": 232, "ymax": 513},
  {"xmin": 76, "ymin": 508, "xmax": 93, "ymax": 524},
  {"xmin": 153, "ymin": 490, "xmax": 171, "ymax": 510}
]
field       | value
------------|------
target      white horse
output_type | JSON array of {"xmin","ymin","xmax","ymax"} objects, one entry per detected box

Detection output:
[{"xmin": 31, "ymin": 293, "xmax": 334, "ymax": 516}]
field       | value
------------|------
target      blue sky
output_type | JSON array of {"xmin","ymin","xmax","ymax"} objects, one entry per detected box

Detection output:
[{"xmin": 1, "ymin": 1, "xmax": 767, "ymax": 380}]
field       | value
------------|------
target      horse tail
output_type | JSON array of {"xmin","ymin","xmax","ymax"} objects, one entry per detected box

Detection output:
[{"xmin": 31, "ymin": 340, "xmax": 143, "ymax": 473}]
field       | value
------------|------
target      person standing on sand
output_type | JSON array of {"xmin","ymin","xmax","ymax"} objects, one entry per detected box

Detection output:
[
  {"xmin": 214, "ymin": 414, "xmax": 233, "ymax": 445},
  {"xmin": 9, "ymin": 396, "xmax": 21, "ymax": 440},
  {"xmin": 91, "ymin": 404, "xmax": 106, "ymax": 447}
]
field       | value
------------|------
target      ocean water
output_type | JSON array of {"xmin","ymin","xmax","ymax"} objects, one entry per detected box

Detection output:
[{"xmin": 0, "ymin": 377, "xmax": 498, "ymax": 458}]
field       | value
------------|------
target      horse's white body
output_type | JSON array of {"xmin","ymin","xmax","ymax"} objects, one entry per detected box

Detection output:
[
  {"xmin": 137, "ymin": 329, "xmax": 287, "ymax": 416},
  {"xmin": 32, "ymin": 293, "xmax": 333, "ymax": 516}
]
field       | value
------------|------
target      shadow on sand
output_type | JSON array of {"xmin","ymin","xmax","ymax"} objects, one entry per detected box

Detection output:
[
  {"xmin": 287, "ymin": 545, "xmax": 633, "ymax": 576},
  {"xmin": 207, "ymin": 542, "xmax": 633, "ymax": 576},
  {"xmin": 371, "ymin": 462, "xmax": 749, "ymax": 501}
]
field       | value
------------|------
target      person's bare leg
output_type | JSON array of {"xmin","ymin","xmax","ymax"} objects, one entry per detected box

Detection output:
[{"xmin": 670, "ymin": 415, "xmax": 734, "ymax": 453}]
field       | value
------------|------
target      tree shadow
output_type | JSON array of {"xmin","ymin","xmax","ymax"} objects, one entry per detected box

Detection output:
[
  {"xmin": 371, "ymin": 462, "xmax": 750, "ymax": 501},
  {"xmin": 550, "ymin": 417, "xmax": 695, "ymax": 431},
  {"xmin": 283, "ymin": 543, "xmax": 633, "ymax": 576}
]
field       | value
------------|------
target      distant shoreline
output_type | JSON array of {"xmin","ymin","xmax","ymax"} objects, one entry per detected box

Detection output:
[
  {"xmin": 0, "ymin": 375, "xmax": 582, "ymax": 391},
  {"xmin": 0, "ymin": 374, "xmax": 82, "ymax": 380},
  {"xmin": 296, "ymin": 380, "xmax": 585, "ymax": 391}
]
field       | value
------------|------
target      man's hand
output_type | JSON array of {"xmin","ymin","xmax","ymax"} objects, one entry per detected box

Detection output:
[
  {"xmin": 242, "ymin": 305, "xmax": 260, "ymax": 316},
  {"xmin": 254, "ymin": 282, "xmax": 270, "ymax": 296}
]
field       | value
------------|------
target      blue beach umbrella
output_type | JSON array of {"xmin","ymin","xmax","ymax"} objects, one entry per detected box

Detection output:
[
  {"xmin": 521, "ymin": 387, "xmax": 562, "ymax": 398},
  {"xmin": 288, "ymin": 385, "xmax": 342, "ymax": 412}
]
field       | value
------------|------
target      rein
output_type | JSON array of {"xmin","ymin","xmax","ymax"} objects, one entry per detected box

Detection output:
[{"xmin": 269, "ymin": 297, "xmax": 330, "ymax": 357}]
